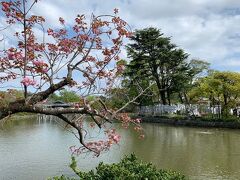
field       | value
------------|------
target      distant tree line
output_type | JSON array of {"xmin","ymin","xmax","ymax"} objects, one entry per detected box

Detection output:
[
  {"xmin": 2, "ymin": 27, "xmax": 240, "ymax": 118},
  {"xmin": 106, "ymin": 27, "xmax": 240, "ymax": 118}
]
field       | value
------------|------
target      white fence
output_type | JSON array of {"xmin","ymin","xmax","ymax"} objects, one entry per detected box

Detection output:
[{"xmin": 137, "ymin": 104, "xmax": 222, "ymax": 117}]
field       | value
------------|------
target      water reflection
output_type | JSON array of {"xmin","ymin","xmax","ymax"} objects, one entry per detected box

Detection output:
[{"xmin": 0, "ymin": 117, "xmax": 240, "ymax": 180}]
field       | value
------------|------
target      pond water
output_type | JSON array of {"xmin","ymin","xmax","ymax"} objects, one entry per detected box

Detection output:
[{"xmin": 0, "ymin": 117, "xmax": 240, "ymax": 180}]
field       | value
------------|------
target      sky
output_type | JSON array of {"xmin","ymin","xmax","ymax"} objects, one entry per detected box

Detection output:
[
  {"xmin": 25, "ymin": 0, "xmax": 240, "ymax": 72},
  {"xmin": 1, "ymin": 0, "xmax": 240, "ymax": 72}
]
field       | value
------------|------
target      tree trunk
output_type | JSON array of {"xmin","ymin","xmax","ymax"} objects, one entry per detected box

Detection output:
[
  {"xmin": 178, "ymin": 92, "xmax": 184, "ymax": 104},
  {"xmin": 183, "ymin": 91, "xmax": 196, "ymax": 120},
  {"xmin": 167, "ymin": 89, "xmax": 171, "ymax": 105},
  {"xmin": 154, "ymin": 78, "xmax": 167, "ymax": 105},
  {"xmin": 151, "ymin": 67, "xmax": 167, "ymax": 105},
  {"xmin": 160, "ymin": 90, "xmax": 167, "ymax": 105},
  {"xmin": 222, "ymin": 93, "xmax": 229, "ymax": 117}
]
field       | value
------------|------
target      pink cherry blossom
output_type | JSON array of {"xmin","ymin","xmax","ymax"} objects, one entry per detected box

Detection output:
[
  {"xmin": 112, "ymin": 134, "xmax": 121, "ymax": 143},
  {"xmin": 21, "ymin": 77, "xmax": 36, "ymax": 86},
  {"xmin": 33, "ymin": 60, "xmax": 45, "ymax": 66}
]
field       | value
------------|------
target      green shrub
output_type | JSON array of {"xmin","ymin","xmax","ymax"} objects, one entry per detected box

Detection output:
[{"xmin": 49, "ymin": 154, "xmax": 185, "ymax": 180}]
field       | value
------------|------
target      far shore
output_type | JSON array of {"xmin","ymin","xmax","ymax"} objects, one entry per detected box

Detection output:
[
  {"xmin": 135, "ymin": 115, "xmax": 240, "ymax": 129},
  {"xmin": 7, "ymin": 113, "xmax": 240, "ymax": 129},
  {"xmin": 5, "ymin": 113, "xmax": 37, "ymax": 120}
]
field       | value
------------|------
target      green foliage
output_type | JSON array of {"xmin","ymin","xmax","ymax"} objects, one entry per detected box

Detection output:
[
  {"xmin": 49, "ymin": 90, "xmax": 80, "ymax": 103},
  {"xmin": 105, "ymin": 87, "xmax": 129, "ymax": 109},
  {"xmin": 125, "ymin": 27, "xmax": 198, "ymax": 105},
  {"xmin": 124, "ymin": 79, "xmax": 157, "ymax": 106},
  {"xmin": 50, "ymin": 154, "xmax": 185, "ymax": 180},
  {"xmin": 106, "ymin": 82, "xmax": 155, "ymax": 111},
  {"xmin": 189, "ymin": 71, "xmax": 240, "ymax": 117},
  {"xmin": 123, "ymin": 27, "xmax": 211, "ymax": 105},
  {"xmin": 0, "ymin": 90, "xmax": 24, "ymax": 108}
]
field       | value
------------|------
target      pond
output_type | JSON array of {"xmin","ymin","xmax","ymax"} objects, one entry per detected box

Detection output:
[{"xmin": 0, "ymin": 116, "xmax": 240, "ymax": 180}]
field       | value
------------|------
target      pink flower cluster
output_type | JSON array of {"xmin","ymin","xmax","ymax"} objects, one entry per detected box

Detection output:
[
  {"xmin": 47, "ymin": 28, "xmax": 67, "ymax": 38},
  {"xmin": 33, "ymin": 60, "xmax": 48, "ymax": 73},
  {"xmin": 107, "ymin": 129, "xmax": 121, "ymax": 144},
  {"xmin": 32, "ymin": 60, "xmax": 46, "ymax": 66},
  {"xmin": 69, "ymin": 128, "xmax": 121, "ymax": 156},
  {"xmin": 7, "ymin": 49, "xmax": 23, "ymax": 61},
  {"xmin": 58, "ymin": 39, "xmax": 77, "ymax": 53},
  {"xmin": 86, "ymin": 129, "xmax": 121, "ymax": 154},
  {"xmin": 21, "ymin": 77, "xmax": 36, "ymax": 86},
  {"xmin": 1, "ymin": 2, "xmax": 11, "ymax": 12}
]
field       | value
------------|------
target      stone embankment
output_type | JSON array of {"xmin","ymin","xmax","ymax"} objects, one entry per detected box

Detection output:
[{"xmin": 139, "ymin": 116, "xmax": 240, "ymax": 129}]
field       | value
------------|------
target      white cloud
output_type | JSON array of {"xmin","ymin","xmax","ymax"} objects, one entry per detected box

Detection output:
[{"xmin": 1, "ymin": 0, "xmax": 240, "ymax": 71}]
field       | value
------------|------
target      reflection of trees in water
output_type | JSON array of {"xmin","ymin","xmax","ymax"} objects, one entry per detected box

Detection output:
[
  {"xmin": 37, "ymin": 114, "xmax": 74, "ymax": 125},
  {"xmin": 1, "ymin": 118, "xmax": 240, "ymax": 179},
  {"xmin": 0, "ymin": 115, "xmax": 37, "ymax": 131},
  {"xmin": 117, "ymin": 123, "xmax": 240, "ymax": 179}
]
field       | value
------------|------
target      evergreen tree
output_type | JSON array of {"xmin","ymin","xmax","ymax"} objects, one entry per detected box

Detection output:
[{"xmin": 126, "ymin": 28, "xmax": 189, "ymax": 105}]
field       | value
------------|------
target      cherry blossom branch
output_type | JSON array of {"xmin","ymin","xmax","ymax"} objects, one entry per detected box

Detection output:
[{"xmin": 115, "ymin": 83, "xmax": 154, "ymax": 114}]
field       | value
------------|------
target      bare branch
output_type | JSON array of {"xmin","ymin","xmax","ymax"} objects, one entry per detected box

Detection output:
[{"xmin": 115, "ymin": 83, "xmax": 154, "ymax": 114}]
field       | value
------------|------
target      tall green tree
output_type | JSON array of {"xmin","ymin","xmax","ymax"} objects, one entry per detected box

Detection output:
[{"xmin": 126, "ymin": 27, "xmax": 189, "ymax": 105}]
